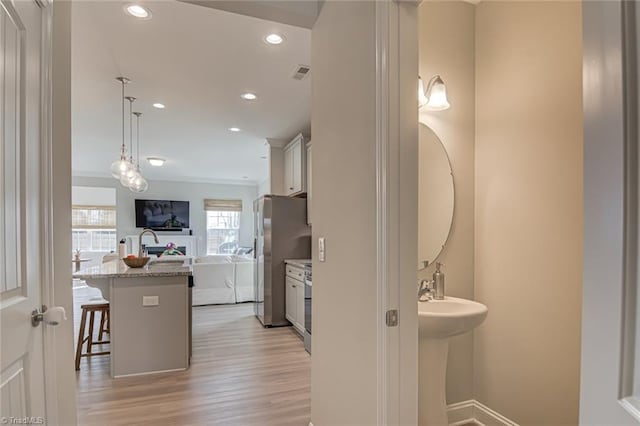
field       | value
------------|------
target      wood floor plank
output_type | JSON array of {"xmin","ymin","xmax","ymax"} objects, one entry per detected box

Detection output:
[{"xmin": 74, "ymin": 285, "xmax": 311, "ymax": 425}]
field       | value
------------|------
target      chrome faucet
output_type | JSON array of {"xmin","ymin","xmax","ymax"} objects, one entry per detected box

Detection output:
[
  {"xmin": 138, "ymin": 228, "xmax": 160, "ymax": 257},
  {"xmin": 418, "ymin": 279, "xmax": 435, "ymax": 301}
]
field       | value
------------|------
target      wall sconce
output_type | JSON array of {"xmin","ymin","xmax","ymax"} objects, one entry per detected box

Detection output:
[{"xmin": 418, "ymin": 75, "xmax": 450, "ymax": 111}]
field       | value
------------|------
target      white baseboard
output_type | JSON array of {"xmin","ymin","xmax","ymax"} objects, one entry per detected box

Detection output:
[
  {"xmin": 448, "ymin": 400, "xmax": 476, "ymax": 425},
  {"xmin": 308, "ymin": 401, "xmax": 514, "ymax": 426},
  {"xmin": 447, "ymin": 400, "xmax": 519, "ymax": 426}
]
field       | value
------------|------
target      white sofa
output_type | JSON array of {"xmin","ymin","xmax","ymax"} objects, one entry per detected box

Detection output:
[
  {"xmin": 191, "ymin": 255, "xmax": 255, "ymax": 306},
  {"xmin": 234, "ymin": 259, "xmax": 256, "ymax": 303}
]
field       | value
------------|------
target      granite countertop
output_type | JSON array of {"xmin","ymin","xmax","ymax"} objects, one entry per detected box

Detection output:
[
  {"xmin": 73, "ymin": 259, "xmax": 192, "ymax": 279},
  {"xmin": 284, "ymin": 259, "xmax": 312, "ymax": 269}
]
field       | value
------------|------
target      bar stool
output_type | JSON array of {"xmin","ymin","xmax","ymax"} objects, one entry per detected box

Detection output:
[{"xmin": 75, "ymin": 302, "xmax": 110, "ymax": 371}]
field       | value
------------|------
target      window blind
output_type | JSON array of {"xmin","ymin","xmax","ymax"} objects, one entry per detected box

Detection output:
[
  {"xmin": 72, "ymin": 205, "xmax": 116, "ymax": 229},
  {"xmin": 204, "ymin": 199, "xmax": 243, "ymax": 212}
]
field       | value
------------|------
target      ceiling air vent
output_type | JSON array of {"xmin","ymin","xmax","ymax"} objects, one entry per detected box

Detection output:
[{"xmin": 292, "ymin": 64, "xmax": 311, "ymax": 81}]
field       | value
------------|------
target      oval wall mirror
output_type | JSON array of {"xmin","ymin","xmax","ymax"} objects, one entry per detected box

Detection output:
[{"xmin": 418, "ymin": 123, "xmax": 454, "ymax": 270}]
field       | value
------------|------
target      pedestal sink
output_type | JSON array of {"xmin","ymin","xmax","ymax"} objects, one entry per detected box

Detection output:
[{"xmin": 419, "ymin": 297, "xmax": 488, "ymax": 425}]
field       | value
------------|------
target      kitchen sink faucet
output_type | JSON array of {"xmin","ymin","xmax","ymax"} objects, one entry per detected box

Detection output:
[{"xmin": 138, "ymin": 228, "xmax": 160, "ymax": 257}]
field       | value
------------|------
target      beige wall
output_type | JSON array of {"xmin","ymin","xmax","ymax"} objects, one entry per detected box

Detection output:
[
  {"xmin": 474, "ymin": 1, "xmax": 583, "ymax": 424},
  {"xmin": 418, "ymin": 0, "xmax": 476, "ymax": 405},
  {"xmin": 310, "ymin": 2, "xmax": 379, "ymax": 423}
]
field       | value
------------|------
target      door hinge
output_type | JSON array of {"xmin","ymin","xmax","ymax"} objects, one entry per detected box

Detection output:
[{"xmin": 385, "ymin": 309, "xmax": 398, "ymax": 327}]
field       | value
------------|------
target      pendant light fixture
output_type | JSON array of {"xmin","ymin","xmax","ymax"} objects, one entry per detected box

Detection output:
[
  {"xmin": 129, "ymin": 112, "xmax": 149, "ymax": 193},
  {"xmin": 120, "ymin": 96, "xmax": 138, "ymax": 186},
  {"xmin": 110, "ymin": 77, "xmax": 134, "ymax": 178}
]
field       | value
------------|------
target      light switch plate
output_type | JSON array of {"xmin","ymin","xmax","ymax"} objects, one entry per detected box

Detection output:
[
  {"xmin": 318, "ymin": 237, "xmax": 326, "ymax": 262},
  {"xmin": 142, "ymin": 295, "xmax": 159, "ymax": 306}
]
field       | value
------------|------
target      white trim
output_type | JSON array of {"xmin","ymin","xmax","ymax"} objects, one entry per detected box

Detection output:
[
  {"xmin": 72, "ymin": 171, "xmax": 261, "ymax": 187},
  {"xmin": 265, "ymin": 138, "xmax": 289, "ymax": 149},
  {"xmin": 447, "ymin": 400, "xmax": 519, "ymax": 426},
  {"xmin": 619, "ymin": 397, "xmax": 640, "ymax": 423},
  {"xmin": 619, "ymin": 0, "xmax": 639, "ymax": 406},
  {"xmin": 447, "ymin": 400, "xmax": 475, "ymax": 425},
  {"xmin": 474, "ymin": 401, "xmax": 519, "ymax": 426},
  {"xmin": 375, "ymin": 1, "xmax": 391, "ymax": 425},
  {"xmin": 39, "ymin": 0, "xmax": 59, "ymax": 423}
]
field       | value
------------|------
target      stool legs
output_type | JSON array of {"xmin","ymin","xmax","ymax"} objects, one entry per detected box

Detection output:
[
  {"xmin": 75, "ymin": 308, "xmax": 88, "ymax": 371},
  {"xmin": 98, "ymin": 309, "xmax": 110, "ymax": 341},
  {"xmin": 75, "ymin": 304, "xmax": 110, "ymax": 371},
  {"xmin": 87, "ymin": 311, "xmax": 95, "ymax": 354},
  {"xmin": 98, "ymin": 311, "xmax": 106, "ymax": 341}
]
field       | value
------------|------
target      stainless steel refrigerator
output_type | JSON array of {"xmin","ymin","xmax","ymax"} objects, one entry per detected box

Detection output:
[{"xmin": 254, "ymin": 195, "xmax": 311, "ymax": 327}]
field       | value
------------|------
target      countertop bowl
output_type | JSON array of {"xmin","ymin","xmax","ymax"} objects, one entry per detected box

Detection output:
[{"xmin": 122, "ymin": 257, "xmax": 151, "ymax": 268}]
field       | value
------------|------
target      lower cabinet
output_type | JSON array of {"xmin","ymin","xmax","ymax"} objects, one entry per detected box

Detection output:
[
  {"xmin": 285, "ymin": 275, "xmax": 305, "ymax": 334},
  {"xmin": 285, "ymin": 277, "xmax": 297, "ymax": 325}
]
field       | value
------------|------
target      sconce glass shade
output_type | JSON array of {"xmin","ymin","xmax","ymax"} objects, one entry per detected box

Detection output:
[
  {"xmin": 419, "ymin": 75, "xmax": 451, "ymax": 111},
  {"xmin": 111, "ymin": 156, "xmax": 133, "ymax": 179},
  {"xmin": 418, "ymin": 77, "xmax": 428, "ymax": 108}
]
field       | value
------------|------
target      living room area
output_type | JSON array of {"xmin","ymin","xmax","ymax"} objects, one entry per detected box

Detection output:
[{"xmin": 71, "ymin": 178, "xmax": 259, "ymax": 306}]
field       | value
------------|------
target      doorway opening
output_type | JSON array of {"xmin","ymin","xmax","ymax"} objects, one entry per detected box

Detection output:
[{"xmin": 69, "ymin": 2, "xmax": 312, "ymax": 424}]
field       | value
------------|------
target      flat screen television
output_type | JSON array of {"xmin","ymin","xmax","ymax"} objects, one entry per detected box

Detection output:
[{"xmin": 135, "ymin": 199, "xmax": 190, "ymax": 230}]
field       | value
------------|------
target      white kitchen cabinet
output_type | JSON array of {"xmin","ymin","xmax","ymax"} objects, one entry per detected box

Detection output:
[
  {"xmin": 285, "ymin": 277, "xmax": 297, "ymax": 326},
  {"xmin": 295, "ymin": 282, "xmax": 305, "ymax": 332},
  {"xmin": 306, "ymin": 142, "xmax": 312, "ymax": 224},
  {"xmin": 285, "ymin": 264, "xmax": 306, "ymax": 334},
  {"xmin": 284, "ymin": 133, "xmax": 307, "ymax": 196}
]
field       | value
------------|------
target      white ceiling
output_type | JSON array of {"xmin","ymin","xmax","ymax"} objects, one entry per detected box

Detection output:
[{"xmin": 71, "ymin": 1, "xmax": 311, "ymax": 185}]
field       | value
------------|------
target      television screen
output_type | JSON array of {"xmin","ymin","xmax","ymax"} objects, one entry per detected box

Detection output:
[{"xmin": 135, "ymin": 199, "xmax": 190, "ymax": 230}]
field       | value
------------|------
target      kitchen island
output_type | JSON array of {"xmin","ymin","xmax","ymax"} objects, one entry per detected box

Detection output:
[{"xmin": 73, "ymin": 260, "xmax": 192, "ymax": 378}]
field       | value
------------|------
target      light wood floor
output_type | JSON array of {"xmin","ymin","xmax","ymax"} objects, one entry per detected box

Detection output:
[{"xmin": 74, "ymin": 285, "xmax": 311, "ymax": 426}]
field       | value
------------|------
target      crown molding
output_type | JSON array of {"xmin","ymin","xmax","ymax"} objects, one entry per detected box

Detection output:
[
  {"xmin": 265, "ymin": 138, "xmax": 289, "ymax": 148},
  {"xmin": 72, "ymin": 171, "xmax": 260, "ymax": 187}
]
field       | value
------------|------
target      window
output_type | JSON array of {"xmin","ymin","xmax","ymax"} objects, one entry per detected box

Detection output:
[
  {"xmin": 72, "ymin": 205, "xmax": 117, "ymax": 252},
  {"xmin": 204, "ymin": 199, "xmax": 242, "ymax": 255}
]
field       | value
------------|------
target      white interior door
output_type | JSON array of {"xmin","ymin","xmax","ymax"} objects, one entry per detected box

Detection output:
[
  {"xmin": 581, "ymin": 1, "xmax": 640, "ymax": 423},
  {"xmin": 0, "ymin": 0, "xmax": 48, "ymax": 421}
]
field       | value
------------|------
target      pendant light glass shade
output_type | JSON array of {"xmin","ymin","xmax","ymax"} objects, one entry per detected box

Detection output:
[
  {"xmin": 112, "ymin": 77, "xmax": 132, "ymax": 179},
  {"xmin": 111, "ymin": 155, "xmax": 133, "ymax": 178},
  {"xmin": 129, "ymin": 111, "xmax": 148, "ymax": 193},
  {"xmin": 120, "ymin": 167, "xmax": 138, "ymax": 186},
  {"xmin": 129, "ymin": 174, "xmax": 148, "ymax": 193}
]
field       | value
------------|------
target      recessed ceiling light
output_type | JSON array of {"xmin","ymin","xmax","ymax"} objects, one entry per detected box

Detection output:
[
  {"xmin": 152, "ymin": 103, "xmax": 165, "ymax": 109},
  {"xmin": 260, "ymin": 156, "xmax": 267, "ymax": 159},
  {"xmin": 125, "ymin": 4, "xmax": 152, "ymax": 19},
  {"xmin": 264, "ymin": 34, "xmax": 284, "ymax": 45},
  {"xmin": 147, "ymin": 157, "xmax": 165, "ymax": 167},
  {"xmin": 229, "ymin": 127, "xmax": 241, "ymax": 132},
  {"xmin": 241, "ymin": 92, "xmax": 257, "ymax": 101}
]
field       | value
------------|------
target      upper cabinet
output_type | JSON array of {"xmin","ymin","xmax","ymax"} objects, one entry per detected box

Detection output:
[{"xmin": 284, "ymin": 133, "xmax": 307, "ymax": 196}]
